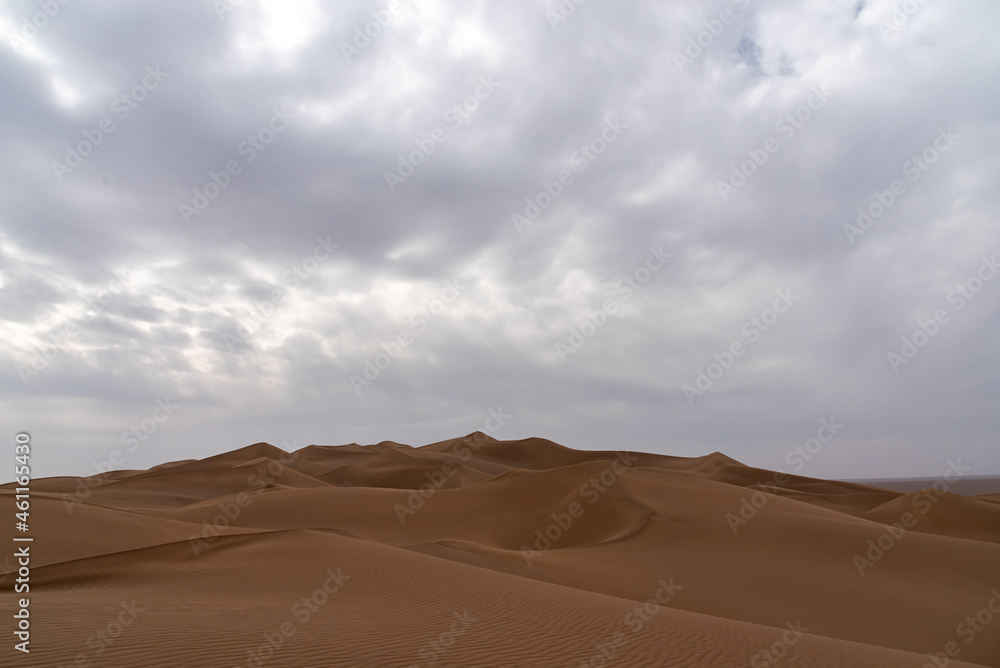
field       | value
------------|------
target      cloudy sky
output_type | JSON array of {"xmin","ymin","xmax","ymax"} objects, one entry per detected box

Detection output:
[{"xmin": 2, "ymin": 0, "xmax": 998, "ymax": 481}]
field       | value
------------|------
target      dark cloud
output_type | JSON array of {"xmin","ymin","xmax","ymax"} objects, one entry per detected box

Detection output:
[{"xmin": 1, "ymin": 0, "xmax": 998, "ymax": 480}]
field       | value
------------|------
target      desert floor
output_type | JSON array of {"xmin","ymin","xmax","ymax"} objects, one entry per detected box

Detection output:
[{"xmin": 3, "ymin": 434, "xmax": 999, "ymax": 667}]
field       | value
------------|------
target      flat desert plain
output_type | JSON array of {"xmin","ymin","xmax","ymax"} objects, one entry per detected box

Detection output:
[{"xmin": 3, "ymin": 433, "xmax": 999, "ymax": 667}]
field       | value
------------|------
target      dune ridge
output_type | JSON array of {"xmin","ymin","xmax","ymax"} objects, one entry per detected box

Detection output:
[{"xmin": 3, "ymin": 434, "xmax": 998, "ymax": 666}]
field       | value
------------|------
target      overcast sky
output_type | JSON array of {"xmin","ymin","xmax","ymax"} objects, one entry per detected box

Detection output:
[{"xmin": 2, "ymin": 0, "xmax": 998, "ymax": 481}]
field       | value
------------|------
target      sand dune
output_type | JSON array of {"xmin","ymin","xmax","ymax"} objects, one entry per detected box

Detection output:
[{"xmin": 3, "ymin": 433, "xmax": 998, "ymax": 666}]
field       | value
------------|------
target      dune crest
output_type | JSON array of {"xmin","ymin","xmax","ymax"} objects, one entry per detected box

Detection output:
[{"xmin": 3, "ymin": 436, "xmax": 998, "ymax": 667}]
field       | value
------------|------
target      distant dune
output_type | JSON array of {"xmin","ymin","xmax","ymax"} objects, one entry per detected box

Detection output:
[
  {"xmin": 3, "ymin": 434, "xmax": 998, "ymax": 666},
  {"xmin": 845, "ymin": 475, "xmax": 1000, "ymax": 497}
]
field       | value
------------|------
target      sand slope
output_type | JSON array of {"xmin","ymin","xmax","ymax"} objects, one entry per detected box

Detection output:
[{"xmin": 3, "ymin": 433, "xmax": 998, "ymax": 666}]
